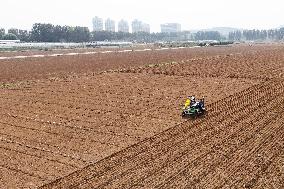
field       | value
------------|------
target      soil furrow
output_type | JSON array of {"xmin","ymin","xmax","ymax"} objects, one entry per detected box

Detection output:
[
  {"xmin": 132, "ymin": 93, "xmax": 284, "ymax": 189},
  {"xmin": 39, "ymin": 81, "xmax": 277, "ymax": 188}
]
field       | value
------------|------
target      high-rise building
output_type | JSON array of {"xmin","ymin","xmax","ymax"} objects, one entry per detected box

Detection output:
[
  {"xmin": 132, "ymin": 19, "xmax": 150, "ymax": 33},
  {"xmin": 92, "ymin": 16, "xmax": 103, "ymax": 31},
  {"xmin": 132, "ymin": 19, "xmax": 142, "ymax": 33},
  {"xmin": 105, "ymin": 18, "xmax": 115, "ymax": 32},
  {"xmin": 118, "ymin": 19, "xmax": 129, "ymax": 33},
  {"xmin": 161, "ymin": 23, "xmax": 181, "ymax": 33},
  {"xmin": 142, "ymin": 23, "xmax": 150, "ymax": 33}
]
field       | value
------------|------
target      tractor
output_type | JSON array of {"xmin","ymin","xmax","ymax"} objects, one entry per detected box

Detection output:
[{"xmin": 182, "ymin": 96, "xmax": 206, "ymax": 118}]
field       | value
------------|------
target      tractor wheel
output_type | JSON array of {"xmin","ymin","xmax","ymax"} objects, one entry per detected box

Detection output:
[{"xmin": 190, "ymin": 112, "xmax": 197, "ymax": 119}]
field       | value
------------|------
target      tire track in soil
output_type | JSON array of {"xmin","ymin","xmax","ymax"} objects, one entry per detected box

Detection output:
[
  {"xmin": 0, "ymin": 137, "xmax": 86, "ymax": 168},
  {"xmin": 0, "ymin": 107, "xmax": 171, "ymax": 164},
  {"xmin": 0, "ymin": 133, "xmax": 88, "ymax": 164},
  {"xmin": 73, "ymin": 81, "xmax": 284, "ymax": 188},
  {"xmin": 0, "ymin": 101, "xmax": 144, "ymax": 142},
  {"xmin": 39, "ymin": 80, "xmax": 283, "ymax": 188},
  {"xmin": 0, "ymin": 129, "xmax": 98, "ymax": 162},
  {"xmin": 163, "ymin": 82, "xmax": 284, "ymax": 189},
  {"xmin": 210, "ymin": 124, "xmax": 283, "ymax": 189},
  {"xmin": 0, "ymin": 166, "xmax": 43, "ymax": 189},
  {"xmin": 252, "ymin": 151, "xmax": 284, "ymax": 189},
  {"xmin": 231, "ymin": 130, "xmax": 283, "ymax": 189},
  {"xmin": 0, "ymin": 147, "xmax": 73, "ymax": 181},
  {"xmin": 127, "ymin": 93, "xmax": 284, "ymax": 189},
  {"xmin": 0, "ymin": 75, "xmax": 256, "ymax": 185},
  {"xmin": 0, "ymin": 141, "xmax": 80, "ymax": 169},
  {"xmin": 38, "ymin": 81, "xmax": 266, "ymax": 188},
  {"xmin": 0, "ymin": 164, "xmax": 45, "ymax": 181},
  {"xmin": 0, "ymin": 104, "xmax": 147, "ymax": 140},
  {"xmin": 0, "ymin": 112, "xmax": 141, "ymax": 140},
  {"xmin": 0, "ymin": 78, "xmax": 161, "ymax": 137},
  {"xmin": 0, "ymin": 105, "xmax": 146, "ymax": 139},
  {"xmin": 0, "ymin": 72, "xmax": 259, "ymax": 141},
  {"xmin": 166, "ymin": 126, "xmax": 283, "ymax": 189},
  {"xmin": 160, "ymin": 100, "xmax": 284, "ymax": 189},
  {"xmin": 204, "ymin": 114, "xmax": 283, "ymax": 189},
  {"xmin": 0, "ymin": 120, "xmax": 123, "ymax": 148},
  {"xmin": 0, "ymin": 131, "xmax": 117, "ymax": 167}
]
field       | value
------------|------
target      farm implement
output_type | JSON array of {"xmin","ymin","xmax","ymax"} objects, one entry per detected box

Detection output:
[{"xmin": 182, "ymin": 96, "xmax": 206, "ymax": 118}]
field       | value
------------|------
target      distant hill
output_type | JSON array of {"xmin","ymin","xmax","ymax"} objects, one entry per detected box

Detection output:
[{"xmin": 190, "ymin": 27, "xmax": 241, "ymax": 36}]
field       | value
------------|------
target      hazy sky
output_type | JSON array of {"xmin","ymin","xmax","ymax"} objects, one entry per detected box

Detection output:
[{"xmin": 1, "ymin": 0, "xmax": 283, "ymax": 32}]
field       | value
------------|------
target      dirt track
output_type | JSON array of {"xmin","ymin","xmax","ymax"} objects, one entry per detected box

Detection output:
[{"xmin": 0, "ymin": 44, "xmax": 283, "ymax": 188}]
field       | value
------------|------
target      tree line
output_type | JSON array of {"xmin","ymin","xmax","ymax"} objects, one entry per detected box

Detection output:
[
  {"xmin": 1, "ymin": 23, "xmax": 284, "ymax": 42},
  {"xmin": 0, "ymin": 23, "xmax": 224, "ymax": 42},
  {"xmin": 229, "ymin": 28, "xmax": 284, "ymax": 41},
  {"xmin": 0, "ymin": 24, "xmax": 90, "ymax": 42},
  {"xmin": 90, "ymin": 31, "xmax": 194, "ymax": 42},
  {"xmin": 194, "ymin": 31, "xmax": 222, "ymax": 41}
]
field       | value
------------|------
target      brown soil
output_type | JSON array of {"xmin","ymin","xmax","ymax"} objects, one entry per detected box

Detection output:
[
  {"xmin": 1, "ymin": 44, "xmax": 282, "ymax": 83},
  {"xmin": 39, "ymin": 79, "xmax": 284, "ymax": 189},
  {"xmin": 0, "ymin": 44, "xmax": 283, "ymax": 188}
]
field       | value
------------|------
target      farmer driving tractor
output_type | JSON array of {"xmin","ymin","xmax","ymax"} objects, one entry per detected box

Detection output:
[
  {"xmin": 182, "ymin": 95, "xmax": 206, "ymax": 118},
  {"xmin": 184, "ymin": 96, "xmax": 192, "ymax": 109},
  {"xmin": 183, "ymin": 95, "xmax": 196, "ymax": 109}
]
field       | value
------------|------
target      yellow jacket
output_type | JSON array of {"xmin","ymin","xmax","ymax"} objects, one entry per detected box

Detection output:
[{"xmin": 184, "ymin": 99, "xmax": 191, "ymax": 109}]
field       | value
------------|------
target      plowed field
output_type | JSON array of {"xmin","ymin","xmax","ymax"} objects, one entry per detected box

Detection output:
[
  {"xmin": 0, "ymin": 44, "xmax": 283, "ymax": 188},
  {"xmin": 1, "ymin": 44, "xmax": 282, "ymax": 82}
]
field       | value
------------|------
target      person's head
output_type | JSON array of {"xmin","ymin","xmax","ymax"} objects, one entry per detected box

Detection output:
[{"xmin": 191, "ymin": 96, "xmax": 195, "ymax": 101}]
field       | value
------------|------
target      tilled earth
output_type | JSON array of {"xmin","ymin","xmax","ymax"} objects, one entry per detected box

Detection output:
[
  {"xmin": 0, "ymin": 44, "xmax": 283, "ymax": 188},
  {"xmin": 1, "ymin": 44, "xmax": 281, "ymax": 82},
  {"xmin": 41, "ymin": 79, "xmax": 284, "ymax": 189}
]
